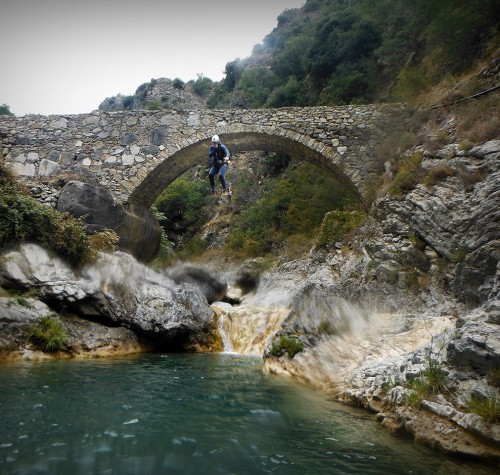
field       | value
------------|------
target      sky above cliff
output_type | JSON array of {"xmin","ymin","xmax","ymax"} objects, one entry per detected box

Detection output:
[{"xmin": 0, "ymin": 0, "xmax": 305, "ymax": 117}]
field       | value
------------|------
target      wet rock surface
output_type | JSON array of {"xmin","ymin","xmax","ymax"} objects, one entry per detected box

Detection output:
[{"xmin": 0, "ymin": 244, "xmax": 215, "ymax": 352}]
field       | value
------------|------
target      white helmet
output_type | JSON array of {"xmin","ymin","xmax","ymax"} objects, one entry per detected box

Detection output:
[{"xmin": 211, "ymin": 134, "xmax": 220, "ymax": 143}]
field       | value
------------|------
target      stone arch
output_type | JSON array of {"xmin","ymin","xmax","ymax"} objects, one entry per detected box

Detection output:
[{"xmin": 128, "ymin": 131, "xmax": 361, "ymax": 208}]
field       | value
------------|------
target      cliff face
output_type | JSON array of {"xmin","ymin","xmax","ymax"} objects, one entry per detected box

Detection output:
[{"xmin": 257, "ymin": 138, "xmax": 500, "ymax": 461}]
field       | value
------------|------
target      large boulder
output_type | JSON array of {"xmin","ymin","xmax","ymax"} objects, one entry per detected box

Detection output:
[
  {"xmin": 56, "ymin": 180, "xmax": 161, "ymax": 262},
  {"xmin": 0, "ymin": 244, "xmax": 215, "ymax": 350}
]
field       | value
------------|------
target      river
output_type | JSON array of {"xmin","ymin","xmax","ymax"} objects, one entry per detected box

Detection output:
[{"xmin": 0, "ymin": 354, "xmax": 496, "ymax": 475}]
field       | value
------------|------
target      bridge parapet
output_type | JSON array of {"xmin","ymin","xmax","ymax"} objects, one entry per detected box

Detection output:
[{"xmin": 0, "ymin": 104, "xmax": 407, "ymax": 206}]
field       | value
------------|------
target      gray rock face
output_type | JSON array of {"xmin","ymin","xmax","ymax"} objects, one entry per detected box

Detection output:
[
  {"xmin": 0, "ymin": 297, "xmax": 49, "ymax": 353},
  {"xmin": 56, "ymin": 180, "xmax": 161, "ymax": 262},
  {"xmin": 257, "ymin": 140, "xmax": 500, "ymax": 460},
  {"xmin": 0, "ymin": 296, "xmax": 147, "ymax": 360},
  {"xmin": 374, "ymin": 141, "xmax": 500, "ymax": 305},
  {"xmin": 447, "ymin": 305, "xmax": 500, "ymax": 375},
  {"xmin": 0, "ymin": 244, "xmax": 214, "ymax": 349}
]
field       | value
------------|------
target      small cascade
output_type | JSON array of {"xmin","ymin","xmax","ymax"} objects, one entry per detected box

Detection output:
[
  {"xmin": 212, "ymin": 302, "xmax": 290, "ymax": 356},
  {"xmin": 217, "ymin": 312, "xmax": 236, "ymax": 354}
]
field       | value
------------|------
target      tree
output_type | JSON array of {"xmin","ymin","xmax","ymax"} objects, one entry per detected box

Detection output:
[
  {"xmin": 223, "ymin": 59, "xmax": 246, "ymax": 91},
  {"xmin": 191, "ymin": 74, "xmax": 213, "ymax": 97},
  {"xmin": 239, "ymin": 68, "xmax": 276, "ymax": 107},
  {"xmin": 265, "ymin": 77, "xmax": 302, "ymax": 107},
  {"xmin": 0, "ymin": 104, "xmax": 14, "ymax": 116},
  {"xmin": 273, "ymin": 35, "xmax": 312, "ymax": 80}
]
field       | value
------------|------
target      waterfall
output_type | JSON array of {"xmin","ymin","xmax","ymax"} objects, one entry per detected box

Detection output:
[
  {"xmin": 212, "ymin": 302, "xmax": 290, "ymax": 356},
  {"xmin": 217, "ymin": 312, "xmax": 236, "ymax": 354}
]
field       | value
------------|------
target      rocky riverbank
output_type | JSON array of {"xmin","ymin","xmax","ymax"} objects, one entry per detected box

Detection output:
[
  {"xmin": 247, "ymin": 139, "xmax": 500, "ymax": 462},
  {"xmin": 0, "ymin": 244, "xmax": 222, "ymax": 362}
]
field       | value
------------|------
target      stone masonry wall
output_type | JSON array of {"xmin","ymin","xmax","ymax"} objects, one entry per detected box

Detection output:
[{"xmin": 0, "ymin": 104, "xmax": 407, "ymax": 206}]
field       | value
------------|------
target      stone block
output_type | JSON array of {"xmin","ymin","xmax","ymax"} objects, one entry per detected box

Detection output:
[
  {"xmin": 26, "ymin": 152, "xmax": 39, "ymax": 162},
  {"xmin": 122, "ymin": 154, "xmax": 135, "ymax": 166},
  {"xmin": 12, "ymin": 162, "xmax": 36, "ymax": 176},
  {"xmin": 39, "ymin": 159, "xmax": 60, "ymax": 176}
]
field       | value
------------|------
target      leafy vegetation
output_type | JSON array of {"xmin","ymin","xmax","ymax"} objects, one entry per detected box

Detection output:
[
  {"xmin": 269, "ymin": 335, "xmax": 305, "ymax": 358},
  {"xmin": 0, "ymin": 103, "xmax": 14, "ymax": 116},
  {"xmin": 387, "ymin": 152, "xmax": 424, "ymax": 196},
  {"xmin": 227, "ymin": 161, "xmax": 359, "ymax": 257},
  {"xmin": 151, "ymin": 176, "xmax": 211, "ymax": 263},
  {"xmin": 207, "ymin": 0, "xmax": 500, "ymax": 108},
  {"xmin": 316, "ymin": 210, "xmax": 366, "ymax": 248},
  {"xmin": 154, "ymin": 177, "xmax": 210, "ymax": 235},
  {"xmin": 29, "ymin": 316, "xmax": 68, "ymax": 352},
  {"xmin": 466, "ymin": 392, "xmax": 500, "ymax": 423},
  {"xmin": 147, "ymin": 100, "xmax": 162, "ymax": 111},
  {"xmin": 89, "ymin": 229, "xmax": 120, "ymax": 253},
  {"xmin": 405, "ymin": 359, "xmax": 450, "ymax": 408},
  {"xmin": 191, "ymin": 74, "xmax": 214, "ymax": 97},
  {"xmin": 0, "ymin": 159, "xmax": 96, "ymax": 266}
]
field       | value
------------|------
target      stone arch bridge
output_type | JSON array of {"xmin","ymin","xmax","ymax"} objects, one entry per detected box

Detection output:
[{"xmin": 1, "ymin": 104, "xmax": 407, "ymax": 208}]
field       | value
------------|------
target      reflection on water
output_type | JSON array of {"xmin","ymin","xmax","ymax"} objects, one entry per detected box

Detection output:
[{"xmin": 0, "ymin": 354, "xmax": 496, "ymax": 475}]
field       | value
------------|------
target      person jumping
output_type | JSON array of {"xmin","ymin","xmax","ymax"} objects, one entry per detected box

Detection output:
[{"xmin": 208, "ymin": 134, "xmax": 230, "ymax": 194}]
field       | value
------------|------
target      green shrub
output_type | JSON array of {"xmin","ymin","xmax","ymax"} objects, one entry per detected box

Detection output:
[
  {"xmin": 191, "ymin": 74, "xmax": 213, "ymax": 97},
  {"xmin": 0, "ymin": 103, "xmax": 14, "ymax": 116},
  {"xmin": 387, "ymin": 152, "xmax": 424, "ymax": 195},
  {"xmin": 392, "ymin": 65, "xmax": 433, "ymax": 103},
  {"xmin": 316, "ymin": 210, "xmax": 366, "ymax": 248},
  {"xmin": 423, "ymin": 165, "xmax": 454, "ymax": 187},
  {"xmin": 227, "ymin": 162, "xmax": 360, "ymax": 258},
  {"xmin": 466, "ymin": 392, "xmax": 500, "ymax": 423},
  {"xmin": 173, "ymin": 78, "xmax": 185, "ymax": 90},
  {"xmin": 423, "ymin": 359, "xmax": 449, "ymax": 394},
  {"xmin": 147, "ymin": 100, "xmax": 162, "ymax": 111},
  {"xmin": 269, "ymin": 335, "xmax": 304, "ymax": 358},
  {"xmin": 89, "ymin": 229, "xmax": 119, "ymax": 253},
  {"xmin": 405, "ymin": 359, "xmax": 449, "ymax": 408},
  {"xmin": 405, "ymin": 377, "xmax": 429, "ymax": 408},
  {"xmin": 261, "ymin": 153, "xmax": 291, "ymax": 177},
  {"xmin": 122, "ymin": 96, "xmax": 134, "ymax": 109},
  {"xmin": 29, "ymin": 316, "xmax": 68, "ymax": 352},
  {"xmin": 265, "ymin": 77, "xmax": 302, "ymax": 107},
  {"xmin": 459, "ymin": 139, "xmax": 474, "ymax": 151},
  {"xmin": 155, "ymin": 177, "xmax": 209, "ymax": 226},
  {"xmin": 0, "ymin": 163, "xmax": 95, "ymax": 266}
]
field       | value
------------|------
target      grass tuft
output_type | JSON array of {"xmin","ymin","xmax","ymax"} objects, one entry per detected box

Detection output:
[{"xmin": 29, "ymin": 316, "xmax": 68, "ymax": 352}]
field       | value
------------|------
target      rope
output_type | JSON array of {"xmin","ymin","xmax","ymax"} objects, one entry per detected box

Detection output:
[{"xmin": 425, "ymin": 84, "xmax": 500, "ymax": 110}]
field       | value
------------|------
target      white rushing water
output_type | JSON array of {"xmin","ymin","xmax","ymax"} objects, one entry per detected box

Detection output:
[{"xmin": 217, "ymin": 309, "xmax": 236, "ymax": 353}]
